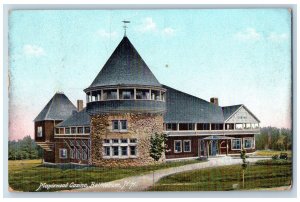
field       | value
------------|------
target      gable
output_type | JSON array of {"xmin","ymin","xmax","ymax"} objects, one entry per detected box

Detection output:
[{"xmin": 225, "ymin": 106, "xmax": 259, "ymax": 123}]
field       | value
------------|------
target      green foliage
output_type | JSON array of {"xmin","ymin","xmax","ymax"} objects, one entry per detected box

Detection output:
[
  {"xmin": 150, "ymin": 163, "xmax": 292, "ymax": 191},
  {"xmin": 255, "ymin": 127, "xmax": 292, "ymax": 151},
  {"xmin": 149, "ymin": 133, "xmax": 168, "ymax": 161},
  {"xmin": 8, "ymin": 136, "xmax": 43, "ymax": 160},
  {"xmin": 240, "ymin": 149, "xmax": 248, "ymax": 169},
  {"xmin": 9, "ymin": 159, "xmax": 201, "ymax": 191}
]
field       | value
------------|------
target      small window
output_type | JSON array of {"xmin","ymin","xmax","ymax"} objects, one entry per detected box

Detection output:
[
  {"xmin": 136, "ymin": 89, "xmax": 150, "ymax": 100},
  {"xmin": 120, "ymin": 120, "xmax": 127, "ymax": 130},
  {"xmin": 112, "ymin": 120, "xmax": 119, "ymax": 130},
  {"xmin": 112, "ymin": 146, "xmax": 119, "ymax": 156},
  {"xmin": 119, "ymin": 89, "xmax": 133, "ymax": 99},
  {"xmin": 84, "ymin": 127, "xmax": 90, "ymax": 133},
  {"xmin": 78, "ymin": 127, "xmax": 84, "ymax": 134},
  {"xmin": 65, "ymin": 128, "xmax": 70, "ymax": 134},
  {"xmin": 37, "ymin": 126, "xmax": 43, "ymax": 137},
  {"xmin": 112, "ymin": 139, "xmax": 119, "ymax": 144},
  {"xmin": 166, "ymin": 123, "xmax": 177, "ymax": 131},
  {"xmin": 59, "ymin": 148, "xmax": 67, "ymax": 159},
  {"xmin": 130, "ymin": 146, "xmax": 136, "ymax": 156},
  {"xmin": 121, "ymin": 139, "xmax": 128, "ymax": 143},
  {"xmin": 174, "ymin": 140, "xmax": 182, "ymax": 153},
  {"xmin": 104, "ymin": 139, "xmax": 110, "ymax": 144},
  {"xmin": 197, "ymin": 123, "xmax": 210, "ymax": 130},
  {"xmin": 55, "ymin": 128, "xmax": 60, "ymax": 134},
  {"xmin": 245, "ymin": 123, "xmax": 251, "ymax": 129},
  {"xmin": 104, "ymin": 146, "xmax": 110, "ymax": 156},
  {"xmin": 121, "ymin": 146, "xmax": 128, "ymax": 156},
  {"xmin": 232, "ymin": 139, "xmax": 241, "ymax": 150},
  {"xmin": 71, "ymin": 127, "xmax": 77, "ymax": 134},
  {"xmin": 130, "ymin": 138, "xmax": 137, "ymax": 143},
  {"xmin": 183, "ymin": 140, "xmax": 191, "ymax": 152}
]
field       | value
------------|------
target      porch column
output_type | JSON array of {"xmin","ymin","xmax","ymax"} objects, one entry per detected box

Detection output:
[
  {"xmin": 206, "ymin": 141, "xmax": 209, "ymax": 158},
  {"xmin": 226, "ymin": 140, "xmax": 229, "ymax": 155}
]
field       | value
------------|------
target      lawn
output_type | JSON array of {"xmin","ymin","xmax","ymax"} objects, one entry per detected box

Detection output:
[
  {"xmin": 9, "ymin": 159, "xmax": 201, "ymax": 192},
  {"xmin": 254, "ymin": 150, "xmax": 292, "ymax": 157},
  {"xmin": 149, "ymin": 159, "xmax": 292, "ymax": 191}
]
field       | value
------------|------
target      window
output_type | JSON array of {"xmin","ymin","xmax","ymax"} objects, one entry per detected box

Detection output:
[
  {"xmin": 65, "ymin": 128, "xmax": 70, "ymax": 134},
  {"xmin": 174, "ymin": 140, "xmax": 182, "ymax": 153},
  {"xmin": 161, "ymin": 91, "xmax": 166, "ymax": 101},
  {"xmin": 244, "ymin": 138, "xmax": 254, "ymax": 149},
  {"xmin": 130, "ymin": 138, "xmax": 137, "ymax": 143},
  {"xmin": 112, "ymin": 146, "xmax": 119, "ymax": 156},
  {"xmin": 84, "ymin": 127, "xmax": 90, "ymax": 133},
  {"xmin": 197, "ymin": 123, "xmax": 210, "ymax": 130},
  {"xmin": 112, "ymin": 120, "xmax": 127, "ymax": 131},
  {"xmin": 235, "ymin": 124, "xmax": 243, "ymax": 130},
  {"xmin": 82, "ymin": 150, "xmax": 88, "ymax": 160},
  {"xmin": 71, "ymin": 127, "xmax": 77, "ymax": 134},
  {"xmin": 112, "ymin": 139, "xmax": 119, "ymax": 144},
  {"xmin": 252, "ymin": 123, "xmax": 259, "ymax": 129},
  {"xmin": 120, "ymin": 120, "xmax": 127, "ymax": 130},
  {"xmin": 151, "ymin": 90, "xmax": 160, "ymax": 100},
  {"xmin": 232, "ymin": 139, "xmax": 241, "ymax": 150},
  {"xmin": 211, "ymin": 123, "xmax": 223, "ymax": 130},
  {"xmin": 59, "ymin": 148, "xmax": 67, "ymax": 159},
  {"xmin": 136, "ymin": 89, "xmax": 150, "ymax": 100},
  {"xmin": 55, "ymin": 128, "xmax": 60, "ymax": 134},
  {"xmin": 225, "ymin": 123, "xmax": 234, "ymax": 130},
  {"xmin": 179, "ymin": 123, "xmax": 195, "ymax": 131},
  {"xmin": 130, "ymin": 146, "xmax": 136, "ymax": 155},
  {"xmin": 166, "ymin": 123, "xmax": 177, "ymax": 131},
  {"xmin": 121, "ymin": 139, "xmax": 128, "ymax": 143},
  {"xmin": 112, "ymin": 120, "xmax": 119, "ymax": 130},
  {"xmin": 104, "ymin": 146, "xmax": 110, "ymax": 156},
  {"xmin": 37, "ymin": 126, "xmax": 43, "ymax": 137},
  {"xmin": 104, "ymin": 89, "xmax": 118, "ymax": 100},
  {"xmin": 119, "ymin": 89, "xmax": 134, "ymax": 99},
  {"xmin": 121, "ymin": 146, "xmax": 128, "ymax": 156},
  {"xmin": 78, "ymin": 127, "xmax": 84, "ymax": 134},
  {"xmin": 59, "ymin": 128, "xmax": 64, "ymax": 134},
  {"xmin": 102, "ymin": 138, "xmax": 137, "ymax": 158},
  {"xmin": 183, "ymin": 140, "xmax": 191, "ymax": 152}
]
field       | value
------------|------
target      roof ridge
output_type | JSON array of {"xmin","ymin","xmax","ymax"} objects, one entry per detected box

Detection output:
[{"xmin": 44, "ymin": 95, "xmax": 55, "ymax": 120}]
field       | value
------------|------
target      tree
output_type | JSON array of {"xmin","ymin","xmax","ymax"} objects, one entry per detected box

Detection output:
[
  {"xmin": 149, "ymin": 133, "xmax": 168, "ymax": 161},
  {"xmin": 240, "ymin": 149, "xmax": 248, "ymax": 189}
]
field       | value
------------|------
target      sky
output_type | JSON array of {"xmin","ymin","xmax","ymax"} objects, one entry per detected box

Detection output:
[{"xmin": 8, "ymin": 9, "xmax": 292, "ymax": 140}]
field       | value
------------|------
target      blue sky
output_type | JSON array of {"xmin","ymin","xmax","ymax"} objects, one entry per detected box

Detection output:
[{"xmin": 9, "ymin": 9, "xmax": 291, "ymax": 140}]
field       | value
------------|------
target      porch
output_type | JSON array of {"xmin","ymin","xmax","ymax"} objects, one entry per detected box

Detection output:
[{"xmin": 199, "ymin": 135, "xmax": 234, "ymax": 158}]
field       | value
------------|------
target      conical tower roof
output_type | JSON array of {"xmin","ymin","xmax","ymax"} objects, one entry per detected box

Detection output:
[
  {"xmin": 34, "ymin": 92, "xmax": 77, "ymax": 122},
  {"xmin": 86, "ymin": 36, "xmax": 161, "ymax": 90}
]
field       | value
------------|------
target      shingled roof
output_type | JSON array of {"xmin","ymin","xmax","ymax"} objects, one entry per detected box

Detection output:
[
  {"xmin": 56, "ymin": 108, "xmax": 90, "ymax": 127},
  {"xmin": 86, "ymin": 36, "xmax": 161, "ymax": 90},
  {"xmin": 34, "ymin": 93, "xmax": 77, "ymax": 122},
  {"xmin": 163, "ymin": 85, "xmax": 224, "ymax": 123},
  {"xmin": 222, "ymin": 104, "xmax": 243, "ymax": 120}
]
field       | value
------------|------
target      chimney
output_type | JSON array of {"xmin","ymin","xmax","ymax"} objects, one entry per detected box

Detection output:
[
  {"xmin": 77, "ymin": 100, "xmax": 83, "ymax": 111},
  {"xmin": 210, "ymin": 97, "xmax": 219, "ymax": 106}
]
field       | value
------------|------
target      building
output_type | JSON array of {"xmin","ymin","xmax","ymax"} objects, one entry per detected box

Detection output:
[{"xmin": 34, "ymin": 35, "xmax": 260, "ymax": 167}]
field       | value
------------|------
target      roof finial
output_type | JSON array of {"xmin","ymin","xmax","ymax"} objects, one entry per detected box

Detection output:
[{"xmin": 122, "ymin": 20, "xmax": 130, "ymax": 36}]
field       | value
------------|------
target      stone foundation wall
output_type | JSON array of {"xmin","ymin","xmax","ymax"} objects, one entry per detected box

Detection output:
[{"xmin": 90, "ymin": 113, "xmax": 164, "ymax": 167}]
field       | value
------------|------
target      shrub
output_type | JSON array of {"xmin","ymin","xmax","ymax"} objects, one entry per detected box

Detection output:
[{"xmin": 255, "ymin": 159, "xmax": 292, "ymax": 165}]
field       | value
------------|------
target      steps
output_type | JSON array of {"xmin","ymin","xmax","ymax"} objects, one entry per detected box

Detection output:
[{"xmin": 36, "ymin": 142, "xmax": 54, "ymax": 152}]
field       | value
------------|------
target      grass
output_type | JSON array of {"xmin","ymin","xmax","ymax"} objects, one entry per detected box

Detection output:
[
  {"xmin": 9, "ymin": 159, "xmax": 201, "ymax": 192},
  {"xmin": 254, "ymin": 150, "xmax": 292, "ymax": 157},
  {"xmin": 149, "ymin": 160, "xmax": 292, "ymax": 191}
]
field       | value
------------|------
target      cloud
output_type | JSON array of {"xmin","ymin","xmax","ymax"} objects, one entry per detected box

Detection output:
[
  {"xmin": 234, "ymin": 28, "xmax": 261, "ymax": 41},
  {"xmin": 268, "ymin": 32, "xmax": 289, "ymax": 42},
  {"xmin": 96, "ymin": 29, "xmax": 118, "ymax": 38},
  {"xmin": 139, "ymin": 17, "xmax": 157, "ymax": 32},
  {"xmin": 23, "ymin": 44, "xmax": 45, "ymax": 57},
  {"xmin": 162, "ymin": 27, "xmax": 175, "ymax": 36}
]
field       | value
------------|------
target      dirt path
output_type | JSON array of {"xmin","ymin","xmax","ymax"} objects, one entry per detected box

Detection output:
[{"xmin": 62, "ymin": 156, "xmax": 271, "ymax": 192}]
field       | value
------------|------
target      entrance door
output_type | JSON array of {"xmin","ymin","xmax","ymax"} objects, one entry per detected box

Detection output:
[
  {"xmin": 210, "ymin": 140, "xmax": 218, "ymax": 156},
  {"xmin": 199, "ymin": 139, "xmax": 206, "ymax": 157}
]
